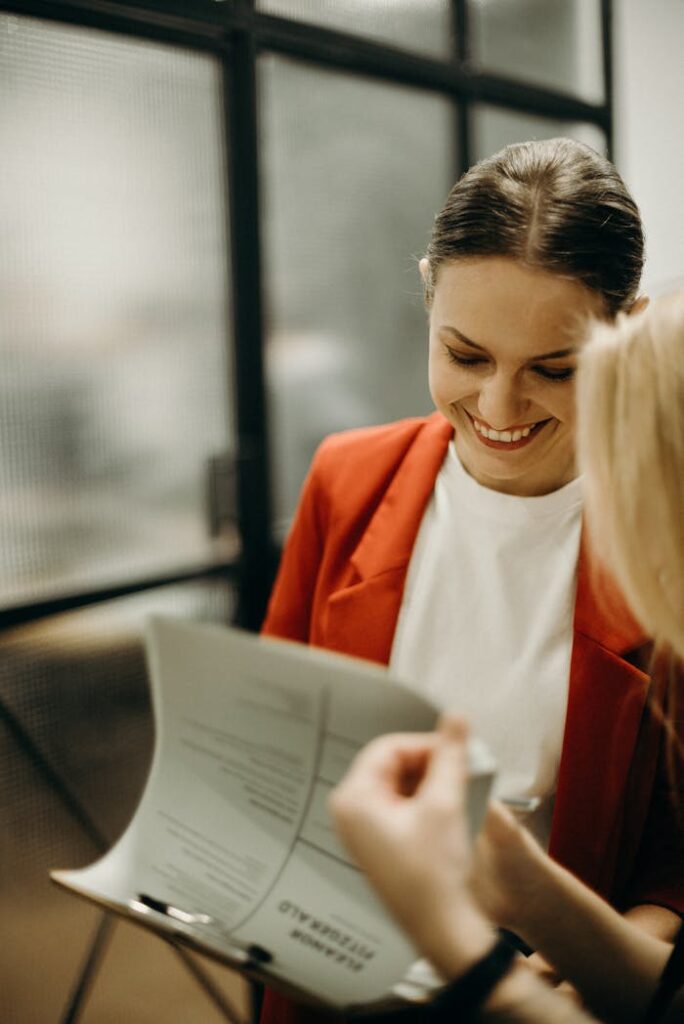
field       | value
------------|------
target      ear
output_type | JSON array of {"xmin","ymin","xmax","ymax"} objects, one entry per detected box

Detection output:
[
  {"xmin": 419, "ymin": 257, "xmax": 430, "ymax": 284},
  {"xmin": 629, "ymin": 294, "xmax": 650, "ymax": 315}
]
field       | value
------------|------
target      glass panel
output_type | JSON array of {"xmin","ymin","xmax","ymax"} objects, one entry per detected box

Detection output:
[
  {"xmin": 0, "ymin": 15, "xmax": 235, "ymax": 607},
  {"xmin": 472, "ymin": 105, "xmax": 607, "ymax": 162},
  {"xmin": 468, "ymin": 0, "xmax": 604, "ymax": 103},
  {"xmin": 0, "ymin": 580, "xmax": 242, "ymax": 1024},
  {"xmin": 259, "ymin": 56, "xmax": 454, "ymax": 529},
  {"xmin": 258, "ymin": 0, "xmax": 454, "ymax": 60}
]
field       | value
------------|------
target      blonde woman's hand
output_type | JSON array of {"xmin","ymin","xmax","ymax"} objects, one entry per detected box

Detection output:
[
  {"xmin": 329, "ymin": 714, "xmax": 495, "ymax": 978},
  {"xmin": 471, "ymin": 799, "xmax": 552, "ymax": 940}
]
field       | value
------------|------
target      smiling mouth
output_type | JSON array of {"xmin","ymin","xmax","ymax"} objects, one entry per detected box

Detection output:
[{"xmin": 463, "ymin": 411, "xmax": 551, "ymax": 450}]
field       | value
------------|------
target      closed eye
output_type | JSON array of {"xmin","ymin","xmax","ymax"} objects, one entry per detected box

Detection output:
[
  {"xmin": 532, "ymin": 365, "xmax": 576, "ymax": 382},
  {"xmin": 445, "ymin": 347, "xmax": 487, "ymax": 368},
  {"xmin": 445, "ymin": 345, "xmax": 575, "ymax": 382}
]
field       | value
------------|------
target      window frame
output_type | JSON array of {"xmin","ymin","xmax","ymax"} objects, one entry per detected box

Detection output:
[{"xmin": 0, "ymin": 0, "xmax": 614, "ymax": 632}]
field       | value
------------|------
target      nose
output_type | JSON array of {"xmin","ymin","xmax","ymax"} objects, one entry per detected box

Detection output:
[{"xmin": 476, "ymin": 371, "xmax": 528, "ymax": 429}]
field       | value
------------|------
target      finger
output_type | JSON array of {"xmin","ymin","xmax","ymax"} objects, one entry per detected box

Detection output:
[
  {"xmin": 483, "ymin": 800, "xmax": 527, "ymax": 845},
  {"xmin": 437, "ymin": 712, "xmax": 469, "ymax": 743},
  {"xmin": 555, "ymin": 982, "xmax": 583, "ymax": 1005},
  {"xmin": 527, "ymin": 952, "xmax": 559, "ymax": 982},
  {"xmin": 332, "ymin": 732, "xmax": 438, "ymax": 807},
  {"xmin": 418, "ymin": 724, "xmax": 469, "ymax": 807},
  {"xmin": 349, "ymin": 731, "xmax": 437, "ymax": 784}
]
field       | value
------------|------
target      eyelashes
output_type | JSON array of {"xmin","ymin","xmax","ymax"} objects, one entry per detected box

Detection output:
[
  {"xmin": 444, "ymin": 348, "xmax": 576, "ymax": 383},
  {"xmin": 445, "ymin": 351, "xmax": 485, "ymax": 368},
  {"xmin": 532, "ymin": 365, "xmax": 575, "ymax": 382}
]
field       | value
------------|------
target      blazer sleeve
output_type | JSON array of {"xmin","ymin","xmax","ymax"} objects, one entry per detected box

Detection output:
[
  {"xmin": 622, "ymin": 659, "xmax": 684, "ymax": 916},
  {"xmin": 261, "ymin": 446, "xmax": 327, "ymax": 643}
]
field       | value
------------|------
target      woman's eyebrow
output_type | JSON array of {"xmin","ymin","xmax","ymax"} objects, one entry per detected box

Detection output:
[
  {"xmin": 439, "ymin": 325, "xmax": 485, "ymax": 350},
  {"xmin": 438, "ymin": 325, "xmax": 578, "ymax": 361}
]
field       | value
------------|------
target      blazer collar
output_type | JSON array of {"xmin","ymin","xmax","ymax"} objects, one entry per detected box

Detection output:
[
  {"xmin": 574, "ymin": 533, "xmax": 648, "ymax": 655},
  {"xmin": 343, "ymin": 412, "xmax": 647, "ymax": 659},
  {"xmin": 349, "ymin": 412, "xmax": 453, "ymax": 581}
]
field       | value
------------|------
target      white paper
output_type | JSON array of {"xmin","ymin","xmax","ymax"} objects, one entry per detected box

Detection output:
[{"xmin": 53, "ymin": 616, "xmax": 496, "ymax": 1009}]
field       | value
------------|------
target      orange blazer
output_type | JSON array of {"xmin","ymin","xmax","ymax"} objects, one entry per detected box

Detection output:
[{"xmin": 260, "ymin": 413, "xmax": 683, "ymax": 1024}]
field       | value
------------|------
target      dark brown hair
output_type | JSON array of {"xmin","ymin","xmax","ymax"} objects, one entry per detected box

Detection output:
[{"xmin": 424, "ymin": 138, "xmax": 644, "ymax": 317}]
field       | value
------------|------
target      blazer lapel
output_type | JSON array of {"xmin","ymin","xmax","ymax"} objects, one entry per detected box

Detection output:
[
  {"xmin": 322, "ymin": 414, "xmax": 452, "ymax": 664},
  {"xmin": 323, "ymin": 428, "xmax": 655, "ymax": 898},
  {"xmin": 550, "ymin": 537, "xmax": 652, "ymax": 894}
]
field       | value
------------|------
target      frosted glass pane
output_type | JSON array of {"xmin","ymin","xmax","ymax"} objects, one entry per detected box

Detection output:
[
  {"xmin": 469, "ymin": 0, "xmax": 604, "ymax": 103},
  {"xmin": 260, "ymin": 56, "xmax": 453, "ymax": 528},
  {"xmin": 0, "ymin": 15, "xmax": 235, "ymax": 606},
  {"xmin": 473, "ymin": 105, "xmax": 607, "ymax": 161},
  {"xmin": 258, "ymin": 0, "xmax": 453, "ymax": 59}
]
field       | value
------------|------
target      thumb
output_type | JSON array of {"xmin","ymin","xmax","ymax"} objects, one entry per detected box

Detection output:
[
  {"xmin": 419, "ymin": 714, "xmax": 469, "ymax": 806},
  {"xmin": 438, "ymin": 712, "xmax": 469, "ymax": 744}
]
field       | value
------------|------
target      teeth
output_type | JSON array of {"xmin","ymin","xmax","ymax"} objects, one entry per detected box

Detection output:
[{"xmin": 474, "ymin": 420, "xmax": 536, "ymax": 442}]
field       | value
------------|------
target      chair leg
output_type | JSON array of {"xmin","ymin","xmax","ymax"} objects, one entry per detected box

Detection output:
[
  {"xmin": 59, "ymin": 912, "xmax": 116, "ymax": 1024},
  {"xmin": 169, "ymin": 942, "xmax": 247, "ymax": 1023}
]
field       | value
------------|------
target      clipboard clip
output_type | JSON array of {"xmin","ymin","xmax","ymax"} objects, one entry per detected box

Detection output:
[
  {"xmin": 128, "ymin": 894, "xmax": 273, "ymax": 967},
  {"xmin": 131, "ymin": 893, "xmax": 213, "ymax": 925}
]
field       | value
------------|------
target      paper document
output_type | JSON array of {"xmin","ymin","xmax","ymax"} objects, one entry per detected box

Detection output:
[{"xmin": 52, "ymin": 616, "xmax": 496, "ymax": 1012}]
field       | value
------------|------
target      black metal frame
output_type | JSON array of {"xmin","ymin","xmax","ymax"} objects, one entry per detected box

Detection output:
[
  {"xmin": 0, "ymin": 3, "xmax": 613, "ymax": 1020},
  {"xmin": 0, "ymin": 0, "xmax": 614, "ymax": 635}
]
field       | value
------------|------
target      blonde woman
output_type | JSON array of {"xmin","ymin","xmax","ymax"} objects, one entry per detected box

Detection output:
[{"xmin": 331, "ymin": 292, "xmax": 684, "ymax": 1023}]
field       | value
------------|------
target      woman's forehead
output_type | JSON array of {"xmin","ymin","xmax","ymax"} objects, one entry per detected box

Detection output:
[{"xmin": 431, "ymin": 258, "xmax": 602, "ymax": 352}]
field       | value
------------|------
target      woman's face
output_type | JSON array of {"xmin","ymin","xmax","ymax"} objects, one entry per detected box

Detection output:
[{"xmin": 427, "ymin": 257, "xmax": 605, "ymax": 497}]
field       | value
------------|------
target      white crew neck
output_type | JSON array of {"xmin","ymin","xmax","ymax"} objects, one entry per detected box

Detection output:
[{"xmin": 447, "ymin": 440, "xmax": 584, "ymax": 522}]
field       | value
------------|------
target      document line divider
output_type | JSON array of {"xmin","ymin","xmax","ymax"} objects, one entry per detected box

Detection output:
[
  {"xmin": 217, "ymin": 685, "xmax": 331, "ymax": 939},
  {"xmin": 297, "ymin": 837, "xmax": 364, "ymax": 875}
]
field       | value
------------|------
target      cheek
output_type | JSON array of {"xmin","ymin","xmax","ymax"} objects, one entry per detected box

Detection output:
[
  {"xmin": 533, "ymin": 378, "xmax": 577, "ymax": 426},
  {"xmin": 427, "ymin": 354, "xmax": 446, "ymax": 404},
  {"xmin": 428, "ymin": 368, "xmax": 444, "ymax": 403},
  {"xmin": 428, "ymin": 361, "xmax": 470, "ymax": 406},
  {"xmin": 430, "ymin": 372, "xmax": 460, "ymax": 411},
  {"xmin": 553, "ymin": 388, "xmax": 578, "ymax": 428}
]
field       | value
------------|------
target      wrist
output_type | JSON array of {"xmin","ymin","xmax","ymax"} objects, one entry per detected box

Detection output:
[
  {"xmin": 500, "ymin": 829, "xmax": 553, "ymax": 938},
  {"xmin": 427, "ymin": 936, "xmax": 519, "ymax": 1021},
  {"xmin": 424, "ymin": 900, "xmax": 496, "ymax": 980},
  {"xmin": 478, "ymin": 960, "xmax": 597, "ymax": 1023},
  {"xmin": 479, "ymin": 958, "xmax": 535, "ymax": 1010}
]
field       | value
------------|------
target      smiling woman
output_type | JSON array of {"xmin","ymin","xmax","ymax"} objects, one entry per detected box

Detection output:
[
  {"xmin": 426, "ymin": 257, "xmax": 605, "ymax": 496},
  {"xmin": 258, "ymin": 139, "xmax": 684, "ymax": 1024}
]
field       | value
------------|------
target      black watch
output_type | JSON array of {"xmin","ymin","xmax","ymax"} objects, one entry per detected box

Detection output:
[{"xmin": 427, "ymin": 936, "xmax": 518, "ymax": 1020}]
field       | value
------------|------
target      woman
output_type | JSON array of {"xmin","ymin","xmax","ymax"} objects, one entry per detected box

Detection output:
[
  {"xmin": 259, "ymin": 139, "xmax": 683, "ymax": 1023},
  {"xmin": 331, "ymin": 290, "xmax": 684, "ymax": 1022}
]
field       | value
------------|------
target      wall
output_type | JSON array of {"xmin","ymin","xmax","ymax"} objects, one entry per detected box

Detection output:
[{"xmin": 614, "ymin": 0, "xmax": 684, "ymax": 293}]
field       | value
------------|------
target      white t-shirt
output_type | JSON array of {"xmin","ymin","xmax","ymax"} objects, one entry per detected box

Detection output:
[{"xmin": 389, "ymin": 441, "xmax": 583, "ymax": 848}]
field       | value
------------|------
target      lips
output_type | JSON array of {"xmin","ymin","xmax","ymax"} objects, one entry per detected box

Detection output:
[
  {"xmin": 473, "ymin": 418, "xmax": 539, "ymax": 442},
  {"xmin": 464, "ymin": 411, "xmax": 551, "ymax": 451}
]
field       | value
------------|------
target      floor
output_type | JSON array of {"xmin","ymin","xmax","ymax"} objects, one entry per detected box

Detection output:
[{"xmin": 1, "ymin": 593, "xmax": 252, "ymax": 1024}]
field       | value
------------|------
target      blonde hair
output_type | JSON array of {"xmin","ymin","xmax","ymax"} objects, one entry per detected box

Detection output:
[{"xmin": 577, "ymin": 291, "xmax": 684, "ymax": 663}]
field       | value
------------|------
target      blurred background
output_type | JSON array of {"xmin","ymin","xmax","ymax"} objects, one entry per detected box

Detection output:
[{"xmin": 1, "ymin": 1, "xmax": 682, "ymax": 1021}]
